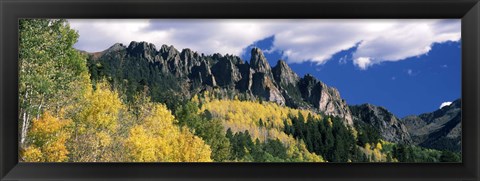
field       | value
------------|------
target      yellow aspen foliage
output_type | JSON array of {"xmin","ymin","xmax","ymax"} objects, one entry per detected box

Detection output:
[
  {"xmin": 200, "ymin": 98, "xmax": 320, "ymax": 142},
  {"xmin": 327, "ymin": 117, "xmax": 333, "ymax": 127},
  {"xmin": 175, "ymin": 127, "xmax": 213, "ymax": 162},
  {"xmin": 286, "ymin": 140, "xmax": 325, "ymax": 162},
  {"xmin": 124, "ymin": 126, "xmax": 157, "ymax": 162},
  {"xmin": 22, "ymin": 147, "xmax": 43, "ymax": 162},
  {"xmin": 22, "ymin": 112, "xmax": 72, "ymax": 162},
  {"xmin": 191, "ymin": 94, "xmax": 200, "ymax": 105},
  {"xmin": 43, "ymin": 138, "xmax": 70, "ymax": 162},
  {"xmin": 125, "ymin": 103, "xmax": 212, "ymax": 162},
  {"xmin": 199, "ymin": 98, "xmax": 324, "ymax": 162},
  {"xmin": 201, "ymin": 99, "xmax": 319, "ymax": 133},
  {"xmin": 364, "ymin": 143, "xmax": 372, "ymax": 150},
  {"xmin": 361, "ymin": 142, "xmax": 388, "ymax": 162},
  {"xmin": 351, "ymin": 128, "xmax": 358, "ymax": 139},
  {"xmin": 71, "ymin": 81, "xmax": 125, "ymax": 162},
  {"xmin": 78, "ymin": 81, "xmax": 123, "ymax": 133},
  {"xmin": 203, "ymin": 91, "xmax": 211, "ymax": 103}
]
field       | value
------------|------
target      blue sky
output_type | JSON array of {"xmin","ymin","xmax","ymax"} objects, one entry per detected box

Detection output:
[
  {"xmin": 68, "ymin": 19, "xmax": 461, "ymax": 117},
  {"xmin": 241, "ymin": 36, "xmax": 461, "ymax": 117}
]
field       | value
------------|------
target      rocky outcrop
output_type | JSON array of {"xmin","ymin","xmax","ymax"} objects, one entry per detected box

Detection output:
[
  {"xmin": 350, "ymin": 104, "xmax": 412, "ymax": 144},
  {"xmin": 127, "ymin": 41, "xmax": 158, "ymax": 63},
  {"xmin": 88, "ymin": 41, "xmax": 357, "ymax": 126},
  {"xmin": 249, "ymin": 48, "xmax": 285, "ymax": 105},
  {"xmin": 272, "ymin": 60, "xmax": 300, "ymax": 87},
  {"xmin": 211, "ymin": 55, "xmax": 243, "ymax": 88},
  {"xmin": 190, "ymin": 59, "xmax": 216, "ymax": 86},
  {"xmin": 92, "ymin": 43, "xmax": 127, "ymax": 60},
  {"xmin": 402, "ymin": 99, "xmax": 461, "ymax": 151},
  {"xmin": 271, "ymin": 60, "xmax": 305, "ymax": 109},
  {"xmin": 250, "ymin": 48, "xmax": 272, "ymax": 74},
  {"xmin": 299, "ymin": 74, "xmax": 353, "ymax": 126},
  {"xmin": 106, "ymin": 43, "xmax": 127, "ymax": 53}
]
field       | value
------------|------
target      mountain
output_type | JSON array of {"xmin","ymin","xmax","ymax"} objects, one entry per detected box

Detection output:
[
  {"xmin": 402, "ymin": 99, "xmax": 461, "ymax": 152},
  {"xmin": 85, "ymin": 41, "xmax": 460, "ymax": 149},
  {"xmin": 87, "ymin": 41, "xmax": 354, "ymax": 126},
  {"xmin": 350, "ymin": 104, "xmax": 412, "ymax": 144}
]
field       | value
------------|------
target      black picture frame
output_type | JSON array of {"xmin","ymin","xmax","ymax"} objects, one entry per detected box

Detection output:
[{"xmin": 1, "ymin": 0, "xmax": 479, "ymax": 180}]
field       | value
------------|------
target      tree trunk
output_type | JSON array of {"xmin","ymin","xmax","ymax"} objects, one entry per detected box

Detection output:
[
  {"xmin": 20, "ymin": 91, "xmax": 29, "ymax": 147},
  {"xmin": 36, "ymin": 97, "xmax": 44, "ymax": 119}
]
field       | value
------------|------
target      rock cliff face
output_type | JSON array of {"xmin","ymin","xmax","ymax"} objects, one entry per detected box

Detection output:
[
  {"xmin": 350, "ymin": 104, "xmax": 412, "ymax": 144},
  {"xmin": 271, "ymin": 60, "xmax": 306, "ymax": 109},
  {"xmin": 402, "ymin": 99, "xmax": 461, "ymax": 151},
  {"xmin": 272, "ymin": 60, "xmax": 299, "ymax": 87},
  {"xmin": 87, "ymin": 41, "xmax": 354, "ymax": 126},
  {"xmin": 299, "ymin": 74, "xmax": 353, "ymax": 125},
  {"xmin": 249, "ymin": 48, "xmax": 285, "ymax": 105}
]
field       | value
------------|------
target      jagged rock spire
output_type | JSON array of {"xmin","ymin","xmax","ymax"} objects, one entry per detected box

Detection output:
[
  {"xmin": 250, "ymin": 48, "xmax": 271, "ymax": 73},
  {"xmin": 272, "ymin": 60, "xmax": 299, "ymax": 87}
]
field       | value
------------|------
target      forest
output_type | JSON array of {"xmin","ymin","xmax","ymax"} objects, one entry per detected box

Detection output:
[{"xmin": 19, "ymin": 19, "xmax": 460, "ymax": 162}]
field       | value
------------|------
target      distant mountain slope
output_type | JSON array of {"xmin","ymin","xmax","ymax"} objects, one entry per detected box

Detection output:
[
  {"xmin": 402, "ymin": 99, "xmax": 461, "ymax": 152},
  {"xmin": 87, "ymin": 41, "xmax": 353, "ymax": 126},
  {"xmin": 350, "ymin": 104, "xmax": 412, "ymax": 144}
]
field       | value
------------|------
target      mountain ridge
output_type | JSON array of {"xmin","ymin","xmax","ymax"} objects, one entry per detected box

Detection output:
[
  {"xmin": 402, "ymin": 99, "xmax": 461, "ymax": 151},
  {"xmin": 88, "ymin": 41, "xmax": 355, "ymax": 126},
  {"xmin": 85, "ymin": 41, "xmax": 460, "ymax": 148},
  {"xmin": 349, "ymin": 103, "xmax": 412, "ymax": 144}
]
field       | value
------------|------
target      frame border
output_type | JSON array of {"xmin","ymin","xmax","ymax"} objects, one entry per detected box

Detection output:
[{"xmin": 1, "ymin": 0, "xmax": 479, "ymax": 180}]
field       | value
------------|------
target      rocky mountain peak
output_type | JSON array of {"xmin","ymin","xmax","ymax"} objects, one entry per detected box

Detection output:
[
  {"xmin": 302, "ymin": 74, "xmax": 317, "ymax": 83},
  {"xmin": 224, "ymin": 54, "xmax": 244, "ymax": 65},
  {"xmin": 180, "ymin": 48, "xmax": 193, "ymax": 58},
  {"xmin": 160, "ymin": 44, "xmax": 170, "ymax": 53},
  {"xmin": 89, "ymin": 43, "xmax": 127, "ymax": 60},
  {"xmin": 350, "ymin": 104, "xmax": 412, "ymax": 144},
  {"xmin": 127, "ymin": 41, "xmax": 156, "ymax": 53},
  {"xmin": 158, "ymin": 44, "xmax": 180, "ymax": 60},
  {"xmin": 298, "ymin": 74, "xmax": 353, "ymax": 126},
  {"xmin": 402, "ymin": 99, "xmax": 461, "ymax": 151},
  {"xmin": 250, "ymin": 48, "xmax": 271, "ymax": 73},
  {"xmin": 272, "ymin": 60, "xmax": 299, "ymax": 86},
  {"xmin": 106, "ymin": 43, "xmax": 127, "ymax": 52},
  {"xmin": 126, "ymin": 41, "xmax": 158, "ymax": 62},
  {"xmin": 212, "ymin": 53, "xmax": 223, "ymax": 60}
]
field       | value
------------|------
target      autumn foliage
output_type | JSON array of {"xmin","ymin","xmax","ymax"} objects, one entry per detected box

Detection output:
[
  {"xmin": 125, "ymin": 103, "xmax": 212, "ymax": 162},
  {"xmin": 23, "ymin": 112, "xmax": 72, "ymax": 162}
]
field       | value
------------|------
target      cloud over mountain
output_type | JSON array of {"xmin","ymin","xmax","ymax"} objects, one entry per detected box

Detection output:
[{"xmin": 69, "ymin": 19, "xmax": 460, "ymax": 69}]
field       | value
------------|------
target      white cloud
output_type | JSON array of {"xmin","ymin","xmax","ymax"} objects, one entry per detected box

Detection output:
[
  {"xmin": 68, "ymin": 19, "xmax": 460, "ymax": 69},
  {"xmin": 69, "ymin": 19, "xmax": 155, "ymax": 52},
  {"xmin": 352, "ymin": 20, "xmax": 460, "ymax": 68},
  {"xmin": 355, "ymin": 57, "xmax": 373, "ymax": 70},
  {"xmin": 440, "ymin": 101, "xmax": 453, "ymax": 109},
  {"xmin": 69, "ymin": 19, "xmax": 274, "ymax": 55}
]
